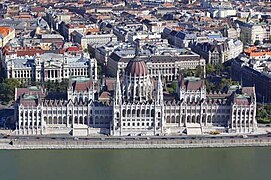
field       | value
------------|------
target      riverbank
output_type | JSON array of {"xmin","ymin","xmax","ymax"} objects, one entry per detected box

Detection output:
[{"xmin": 1, "ymin": 136, "xmax": 271, "ymax": 149}]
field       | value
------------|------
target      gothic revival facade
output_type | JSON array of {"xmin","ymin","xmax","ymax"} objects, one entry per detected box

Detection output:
[
  {"xmin": 112, "ymin": 58, "xmax": 257, "ymax": 136},
  {"xmin": 15, "ymin": 58, "xmax": 257, "ymax": 136}
]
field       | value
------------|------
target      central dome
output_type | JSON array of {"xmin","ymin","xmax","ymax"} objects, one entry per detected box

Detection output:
[{"xmin": 125, "ymin": 58, "xmax": 148, "ymax": 76}]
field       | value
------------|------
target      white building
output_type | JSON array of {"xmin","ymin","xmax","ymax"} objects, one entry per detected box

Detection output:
[
  {"xmin": 14, "ymin": 59, "xmax": 257, "ymax": 136},
  {"xmin": 112, "ymin": 59, "xmax": 257, "ymax": 135},
  {"xmin": 4, "ymin": 52, "xmax": 97, "ymax": 82}
]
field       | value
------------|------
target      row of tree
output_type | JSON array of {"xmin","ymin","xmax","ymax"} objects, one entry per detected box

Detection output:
[
  {"xmin": 44, "ymin": 79, "xmax": 69, "ymax": 94},
  {"xmin": 0, "ymin": 79, "xmax": 21, "ymax": 105},
  {"xmin": 0, "ymin": 78, "xmax": 70, "ymax": 105},
  {"xmin": 257, "ymin": 104, "xmax": 271, "ymax": 124}
]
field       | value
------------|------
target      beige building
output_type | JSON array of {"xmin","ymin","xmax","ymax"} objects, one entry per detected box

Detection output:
[{"xmin": 236, "ymin": 20, "xmax": 271, "ymax": 44}]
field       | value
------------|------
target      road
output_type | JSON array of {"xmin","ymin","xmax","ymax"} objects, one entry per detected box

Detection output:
[{"xmin": 2, "ymin": 133, "xmax": 271, "ymax": 142}]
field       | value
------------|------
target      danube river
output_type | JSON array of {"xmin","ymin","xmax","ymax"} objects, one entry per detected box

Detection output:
[{"xmin": 0, "ymin": 147, "xmax": 270, "ymax": 180}]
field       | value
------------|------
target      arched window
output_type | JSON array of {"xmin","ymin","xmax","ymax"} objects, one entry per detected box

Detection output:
[
  {"xmin": 63, "ymin": 117, "xmax": 67, "ymax": 124},
  {"xmin": 53, "ymin": 116, "xmax": 57, "ymax": 124},
  {"xmin": 69, "ymin": 116, "xmax": 72, "ymax": 124},
  {"xmin": 49, "ymin": 117, "xmax": 52, "ymax": 124},
  {"xmin": 142, "ymin": 109, "xmax": 145, "ymax": 116},
  {"xmin": 84, "ymin": 116, "xmax": 88, "ymax": 124},
  {"xmin": 171, "ymin": 116, "xmax": 175, "ymax": 123},
  {"xmin": 79, "ymin": 93, "xmax": 83, "ymax": 102},
  {"xmin": 137, "ymin": 109, "xmax": 140, "ymax": 117},
  {"xmin": 166, "ymin": 116, "xmax": 170, "ymax": 123},
  {"xmin": 79, "ymin": 116, "xmax": 83, "ymax": 124},
  {"xmin": 146, "ymin": 109, "xmax": 150, "ymax": 116},
  {"xmin": 207, "ymin": 116, "xmax": 211, "ymax": 123},
  {"xmin": 192, "ymin": 116, "xmax": 195, "ymax": 123},
  {"xmin": 58, "ymin": 117, "xmax": 62, "ymax": 124},
  {"xmin": 136, "ymin": 86, "xmax": 140, "ymax": 96},
  {"xmin": 176, "ymin": 116, "xmax": 180, "ymax": 123},
  {"xmin": 44, "ymin": 117, "xmax": 48, "ymax": 123},
  {"xmin": 122, "ymin": 109, "xmax": 126, "ymax": 117},
  {"xmin": 151, "ymin": 109, "xmax": 155, "ymax": 117}
]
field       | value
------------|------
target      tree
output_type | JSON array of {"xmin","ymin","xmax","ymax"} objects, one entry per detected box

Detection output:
[
  {"xmin": 194, "ymin": 65, "xmax": 204, "ymax": 78},
  {"xmin": 167, "ymin": 81, "xmax": 178, "ymax": 94},
  {"xmin": 206, "ymin": 64, "xmax": 216, "ymax": 75},
  {"xmin": 45, "ymin": 80, "xmax": 68, "ymax": 93},
  {"xmin": 215, "ymin": 64, "xmax": 225, "ymax": 75},
  {"xmin": 0, "ymin": 79, "xmax": 21, "ymax": 104},
  {"xmin": 181, "ymin": 69, "xmax": 194, "ymax": 77}
]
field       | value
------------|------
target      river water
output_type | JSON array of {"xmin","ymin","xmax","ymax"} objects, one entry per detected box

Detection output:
[{"xmin": 0, "ymin": 147, "xmax": 270, "ymax": 180}]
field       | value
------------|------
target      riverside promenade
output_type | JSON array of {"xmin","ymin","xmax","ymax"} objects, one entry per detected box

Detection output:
[{"xmin": 1, "ymin": 134, "xmax": 271, "ymax": 149}]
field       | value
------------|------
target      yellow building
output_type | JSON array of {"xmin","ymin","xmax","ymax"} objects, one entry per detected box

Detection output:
[{"xmin": 0, "ymin": 26, "xmax": 15, "ymax": 47}]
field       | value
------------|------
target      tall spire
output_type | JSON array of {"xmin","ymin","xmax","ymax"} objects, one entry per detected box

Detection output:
[
  {"xmin": 156, "ymin": 72, "xmax": 163, "ymax": 104},
  {"xmin": 115, "ymin": 70, "xmax": 122, "ymax": 105}
]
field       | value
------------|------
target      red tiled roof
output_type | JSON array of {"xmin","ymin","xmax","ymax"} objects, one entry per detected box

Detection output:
[
  {"xmin": 16, "ymin": 87, "xmax": 44, "ymax": 100},
  {"xmin": 20, "ymin": 99, "xmax": 39, "ymax": 106},
  {"xmin": 3, "ymin": 46, "xmax": 44, "ymax": 56},
  {"xmin": 31, "ymin": 7, "xmax": 45, "ymax": 12},
  {"xmin": 66, "ymin": 46, "xmax": 81, "ymax": 52},
  {"xmin": 234, "ymin": 98, "xmax": 250, "ymax": 105},
  {"xmin": 72, "ymin": 80, "xmax": 94, "ymax": 92},
  {"xmin": 186, "ymin": 81, "xmax": 203, "ymax": 91},
  {"xmin": 105, "ymin": 78, "xmax": 116, "ymax": 91}
]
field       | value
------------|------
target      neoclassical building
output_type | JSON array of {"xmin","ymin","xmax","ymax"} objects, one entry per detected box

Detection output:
[
  {"xmin": 107, "ymin": 48, "xmax": 206, "ymax": 81},
  {"xmin": 14, "ymin": 59, "xmax": 257, "ymax": 136},
  {"xmin": 4, "ymin": 52, "xmax": 97, "ymax": 83}
]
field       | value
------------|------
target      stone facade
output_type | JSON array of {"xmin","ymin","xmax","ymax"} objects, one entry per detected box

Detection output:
[
  {"xmin": 107, "ymin": 49, "xmax": 206, "ymax": 81},
  {"xmin": 190, "ymin": 39, "xmax": 243, "ymax": 65},
  {"xmin": 4, "ymin": 52, "xmax": 97, "ymax": 82},
  {"xmin": 14, "ymin": 59, "xmax": 257, "ymax": 136}
]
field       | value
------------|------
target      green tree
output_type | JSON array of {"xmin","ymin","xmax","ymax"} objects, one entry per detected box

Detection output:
[
  {"xmin": 167, "ymin": 81, "xmax": 178, "ymax": 94},
  {"xmin": 0, "ymin": 78, "xmax": 21, "ymax": 104},
  {"xmin": 206, "ymin": 64, "xmax": 216, "ymax": 75},
  {"xmin": 215, "ymin": 64, "xmax": 225, "ymax": 75},
  {"xmin": 45, "ymin": 80, "xmax": 68, "ymax": 93},
  {"xmin": 194, "ymin": 65, "xmax": 204, "ymax": 77},
  {"xmin": 181, "ymin": 69, "xmax": 194, "ymax": 76}
]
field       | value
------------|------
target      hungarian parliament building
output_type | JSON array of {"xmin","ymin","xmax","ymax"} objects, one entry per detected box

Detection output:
[{"xmin": 14, "ymin": 58, "xmax": 257, "ymax": 136}]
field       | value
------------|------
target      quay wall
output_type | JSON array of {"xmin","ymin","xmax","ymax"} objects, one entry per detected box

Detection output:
[{"xmin": 1, "ymin": 137, "xmax": 271, "ymax": 149}]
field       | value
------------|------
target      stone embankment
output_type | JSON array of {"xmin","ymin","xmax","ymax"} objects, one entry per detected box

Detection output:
[{"xmin": 1, "ymin": 137, "xmax": 271, "ymax": 149}]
